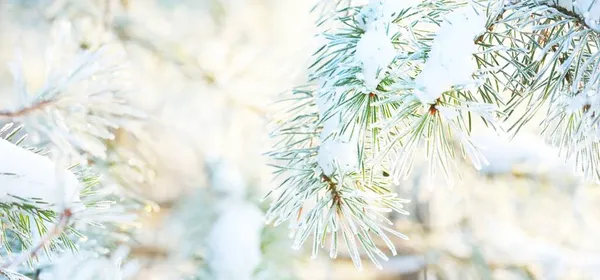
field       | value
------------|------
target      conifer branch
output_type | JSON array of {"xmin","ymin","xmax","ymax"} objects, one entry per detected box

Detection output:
[
  {"xmin": 267, "ymin": 0, "xmax": 600, "ymax": 270},
  {"xmin": 2, "ymin": 209, "xmax": 72, "ymax": 270}
]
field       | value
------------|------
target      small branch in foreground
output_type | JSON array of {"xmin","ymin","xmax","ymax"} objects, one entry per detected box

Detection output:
[{"xmin": 2, "ymin": 208, "xmax": 73, "ymax": 270}]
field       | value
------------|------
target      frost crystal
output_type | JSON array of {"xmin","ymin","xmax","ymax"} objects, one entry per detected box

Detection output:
[
  {"xmin": 0, "ymin": 138, "xmax": 83, "ymax": 211},
  {"xmin": 414, "ymin": 6, "xmax": 486, "ymax": 104}
]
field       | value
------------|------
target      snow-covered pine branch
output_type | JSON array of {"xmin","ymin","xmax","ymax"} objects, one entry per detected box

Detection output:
[
  {"xmin": 547, "ymin": 0, "xmax": 600, "ymax": 31},
  {"xmin": 0, "ymin": 125, "xmax": 82, "ymax": 212},
  {"xmin": 488, "ymin": 0, "xmax": 600, "ymax": 180},
  {"xmin": 0, "ymin": 123, "xmax": 133, "ymax": 277},
  {"xmin": 268, "ymin": 0, "xmax": 600, "ymax": 270}
]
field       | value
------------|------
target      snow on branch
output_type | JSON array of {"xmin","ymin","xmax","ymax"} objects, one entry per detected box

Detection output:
[
  {"xmin": 545, "ymin": 0, "xmax": 600, "ymax": 31},
  {"xmin": 0, "ymin": 122, "xmax": 135, "ymax": 275},
  {"xmin": 267, "ymin": 0, "xmax": 600, "ymax": 270},
  {"xmin": 0, "ymin": 136, "xmax": 83, "ymax": 211}
]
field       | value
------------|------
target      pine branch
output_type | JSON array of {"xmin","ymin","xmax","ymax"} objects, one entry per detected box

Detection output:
[
  {"xmin": 266, "ymin": 0, "xmax": 600, "ymax": 270},
  {"xmin": 0, "ymin": 122, "xmax": 136, "ymax": 275},
  {"xmin": 2, "ymin": 209, "xmax": 72, "ymax": 270}
]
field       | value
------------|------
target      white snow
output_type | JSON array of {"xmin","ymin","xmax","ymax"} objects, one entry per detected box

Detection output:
[
  {"xmin": 321, "ymin": 115, "xmax": 342, "ymax": 139},
  {"xmin": 315, "ymin": 0, "xmax": 422, "ymax": 175},
  {"xmin": 0, "ymin": 138, "xmax": 83, "ymax": 211},
  {"xmin": 471, "ymin": 131, "xmax": 574, "ymax": 175},
  {"xmin": 554, "ymin": 0, "xmax": 600, "ymax": 31},
  {"xmin": 579, "ymin": 1, "xmax": 600, "ymax": 31},
  {"xmin": 210, "ymin": 160, "xmax": 247, "ymax": 198},
  {"xmin": 355, "ymin": 0, "xmax": 420, "ymax": 91},
  {"xmin": 207, "ymin": 161, "xmax": 264, "ymax": 280},
  {"xmin": 207, "ymin": 201, "xmax": 264, "ymax": 280},
  {"xmin": 554, "ymin": 0, "xmax": 575, "ymax": 11},
  {"xmin": 436, "ymin": 106, "xmax": 460, "ymax": 120},
  {"xmin": 356, "ymin": 23, "xmax": 397, "ymax": 90},
  {"xmin": 553, "ymin": 90, "xmax": 600, "ymax": 142},
  {"xmin": 414, "ymin": 6, "xmax": 487, "ymax": 104},
  {"xmin": 317, "ymin": 137, "xmax": 359, "ymax": 176}
]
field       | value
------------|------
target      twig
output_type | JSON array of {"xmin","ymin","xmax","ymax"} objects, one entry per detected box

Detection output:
[
  {"xmin": 0, "ymin": 269, "xmax": 32, "ymax": 280},
  {"xmin": 2, "ymin": 209, "xmax": 72, "ymax": 270},
  {"xmin": 321, "ymin": 174, "xmax": 343, "ymax": 206},
  {"xmin": 0, "ymin": 100, "xmax": 54, "ymax": 119}
]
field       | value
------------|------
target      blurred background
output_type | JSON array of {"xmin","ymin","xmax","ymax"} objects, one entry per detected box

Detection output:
[{"xmin": 2, "ymin": 0, "xmax": 600, "ymax": 279}]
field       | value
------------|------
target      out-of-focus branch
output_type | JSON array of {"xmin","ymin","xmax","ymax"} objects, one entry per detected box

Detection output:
[
  {"xmin": 0, "ymin": 100, "xmax": 54, "ymax": 119},
  {"xmin": 111, "ymin": 18, "xmax": 217, "ymax": 85},
  {"xmin": 111, "ymin": 18, "xmax": 269, "ymax": 116}
]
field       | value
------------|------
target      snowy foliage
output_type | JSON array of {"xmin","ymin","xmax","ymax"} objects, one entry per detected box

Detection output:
[
  {"xmin": 414, "ymin": 6, "xmax": 486, "ymax": 104},
  {"xmin": 552, "ymin": 0, "xmax": 600, "ymax": 31},
  {"xmin": 0, "ymin": 123, "xmax": 134, "ymax": 279},
  {"xmin": 8, "ymin": 0, "xmax": 600, "ymax": 278},
  {"xmin": 356, "ymin": 25, "xmax": 395, "ymax": 91},
  {"xmin": 267, "ymin": 0, "xmax": 600, "ymax": 272}
]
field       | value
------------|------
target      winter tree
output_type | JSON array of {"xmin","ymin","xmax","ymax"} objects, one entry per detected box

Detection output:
[
  {"xmin": 265, "ymin": 0, "xmax": 600, "ymax": 275},
  {"xmin": 4, "ymin": 0, "xmax": 600, "ymax": 279}
]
